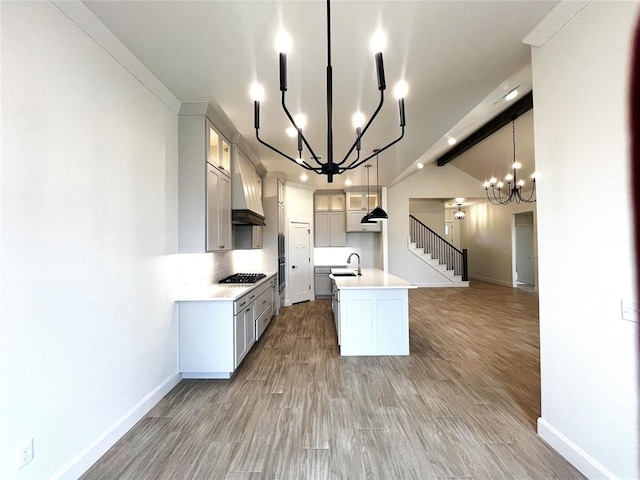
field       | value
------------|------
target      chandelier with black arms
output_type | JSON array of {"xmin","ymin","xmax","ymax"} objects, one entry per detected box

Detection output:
[
  {"xmin": 483, "ymin": 116, "xmax": 537, "ymax": 205},
  {"xmin": 250, "ymin": 0, "xmax": 408, "ymax": 183}
]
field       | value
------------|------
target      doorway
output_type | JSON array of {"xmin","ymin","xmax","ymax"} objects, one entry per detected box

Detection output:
[
  {"xmin": 513, "ymin": 212, "xmax": 535, "ymax": 288},
  {"xmin": 289, "ymin": 221, "xmax": 312, "ymax": 304}
]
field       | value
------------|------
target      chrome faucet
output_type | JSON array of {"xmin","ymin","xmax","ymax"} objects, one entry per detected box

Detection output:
[{"xmin": 347, "ymin": 252, "xmax": 361, "ymax": 276}]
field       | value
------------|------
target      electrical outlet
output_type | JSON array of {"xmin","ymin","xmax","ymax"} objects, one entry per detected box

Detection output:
[{"xmin": 16, "ymin": 438, "xmax": 33, "ymax": 470}]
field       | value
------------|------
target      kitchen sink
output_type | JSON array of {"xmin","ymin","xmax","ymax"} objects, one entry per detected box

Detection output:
[{"xmin": 330, "ymin": 268, "xmax": 360, "ymax": 277}]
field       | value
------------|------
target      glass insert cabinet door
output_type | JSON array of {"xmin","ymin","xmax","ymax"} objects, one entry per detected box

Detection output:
[
  {"xmin": 347, "ymin": 192, "xmax": 378, "ymax": 211},
  {"xmin": 206, "ymin": 119, "xmax": 231, "ymax": 172}
]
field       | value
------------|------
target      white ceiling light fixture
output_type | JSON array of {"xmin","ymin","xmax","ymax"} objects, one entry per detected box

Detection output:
[
  {"xmin": 251, "ymin": 0, "xmax": 407, "ymax": 183},
  {"xmin": 447, "ymin": 137, "xmax": 457, "ymax": 146},
  {"xmin": 505, "ymin": 88, "xmax": 519, "ymax": 101},
  {"xmin": 483, "ymin": 116, "xmax": 536, "ymax": 205},
  {"xmin": 417, "ymin": 162, "xmax": 424, "ymax": 169}
]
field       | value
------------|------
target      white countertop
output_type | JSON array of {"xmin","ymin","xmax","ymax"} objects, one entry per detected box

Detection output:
[
  {"xmin": 330, "ymin": 268, "xmax": 416, "ymax": 290},
  {"xmin": 177, "ymin": 273, "xmax": 276, "ymax": 301}
]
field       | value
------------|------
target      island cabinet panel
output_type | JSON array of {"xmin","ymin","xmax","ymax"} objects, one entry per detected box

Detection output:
[{"xmin": 337, "ymin": 287, "xmax": 409, "ymax": 356}]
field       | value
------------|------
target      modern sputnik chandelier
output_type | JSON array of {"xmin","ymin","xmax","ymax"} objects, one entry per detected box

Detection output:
[
  {"xmin": 483, "ymin": 116, "xmax": 537, "ymax": 205},
  {"xmin": 250, "ymin": 0, "xmax": 408, "ymax": 183}
]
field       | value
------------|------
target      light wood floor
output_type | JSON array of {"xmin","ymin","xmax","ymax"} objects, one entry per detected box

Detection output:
[{"xmin": 81, "ymin": 281, "xmax": 584, "ymax": 480}]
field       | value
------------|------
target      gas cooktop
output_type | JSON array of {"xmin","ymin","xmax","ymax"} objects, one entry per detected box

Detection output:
[{"xmin": 218, "ymin": 273, "xmax": 266, "ymax": 284}]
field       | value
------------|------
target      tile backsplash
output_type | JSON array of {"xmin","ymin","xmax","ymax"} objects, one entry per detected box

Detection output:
[{"xmin": 176, "ymin": 251, "xmax": 235, "ymax": 291}]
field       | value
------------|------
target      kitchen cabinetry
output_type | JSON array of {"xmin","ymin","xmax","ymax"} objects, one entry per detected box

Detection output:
[
  {"xmin": 314, "ymin": 192, "xmax": 346, "ymax": 247},
  {"xmin": 346, "ymin": 191, "xmax": 381, "ymax": 232},
  {"xmin": 178, "ymin": 275, "xmax": 277, "ymax": 378},
  {"xmin": 315, "ymin": 265, "xmax": 344, "ymax": 298},
  {"xmin": 206, "ymin": 163, "xmax": 232, "ymax": 250},
  {"xmin": 331, "ymin": 278, "xmax": 340, "ymax": 345},
  {"xmin": 179, "ymin": 112, "xmax": 232, "ymax": 252},
  {"xmin": 330, "ymin": 269, "xmax": 415, "ymax": 356}
]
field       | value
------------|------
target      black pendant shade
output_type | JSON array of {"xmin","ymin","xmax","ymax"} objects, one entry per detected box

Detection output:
[{"xmin": 369, "ymin": 149, "xmax": 389, "ymax": 221}]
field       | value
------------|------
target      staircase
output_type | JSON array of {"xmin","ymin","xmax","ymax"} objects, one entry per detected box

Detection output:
[{"xmin": 408, "ymin": 215, "xmax": 469, "ymax": 287}]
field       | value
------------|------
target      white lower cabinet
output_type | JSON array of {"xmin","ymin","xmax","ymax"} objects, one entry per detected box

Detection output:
[{"xmin": 179, "ymin": 275, "xmax": 276, "ymax": 378}]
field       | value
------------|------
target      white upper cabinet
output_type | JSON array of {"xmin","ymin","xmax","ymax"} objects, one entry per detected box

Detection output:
[{"xmin": 178, "ymin": 113, "xmax": 232, "ymax": 252}]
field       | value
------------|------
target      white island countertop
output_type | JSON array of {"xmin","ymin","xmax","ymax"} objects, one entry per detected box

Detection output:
[
  {"xmin": 330, "ymin": 268, "xmax": 416, "ymax": 290},
  {"xmin": 177, "ymin": 273, "xmax": 276, "ymax": 301}
]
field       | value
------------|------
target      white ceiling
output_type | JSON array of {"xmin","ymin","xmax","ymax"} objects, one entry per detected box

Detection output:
[{"xmin": 83, "ymin": 0, "xmax": 556, "ymax": 189}]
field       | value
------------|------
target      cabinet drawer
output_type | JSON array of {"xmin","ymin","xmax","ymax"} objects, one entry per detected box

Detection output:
[{"xmin": 255, "ymin": 288, "xmax": 272, "ymax": 318}]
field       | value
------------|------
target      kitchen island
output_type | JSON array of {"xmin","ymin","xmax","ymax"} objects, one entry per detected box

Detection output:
[{"xmin": 330, "ymin": 268, "xmax": 416, "ymax": 356}]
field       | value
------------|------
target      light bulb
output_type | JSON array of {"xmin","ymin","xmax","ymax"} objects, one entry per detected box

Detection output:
[
  {"xmin": 352, "ymin": 111, "xmax": 365, "ymax": 129},
  {"xmin": 448, "ymin": 137, "xmax": 457, "ymax": 146},
  {"xmin": 489, "ymin": 177, "xmax": 497, "ymax": 185},
  {"xmin": 294, "ymin": 113, "xmax": 307, "ymax": 129},
  {"xmin": 512, "ymin": 161, "xmax": 522, "ymax": 170},
  {"xmin": 250, "ymin": 82, "xmax": 265, "ymax": 102},
  {"xmin": 300, "ymin": 173, "xmax": 308, "ymax": 181},
  {"xmin": 505, "ymin": 89, "xmax": 518, "ymax": 101},
  {"xmin": 296, "ymin": 156, "xmax": 304, "ymax": 164},
  {"xmin": 286, "ymin": 127, "xmax": 297, "ymax": 138},
  {"xmin": 417, "ymin": 163, "xmax": 424, "ymax": 169},
  {"xmin": 369, "ymin": 29, "xmax": 386, "ymax": 53},
  {"xmin": 275, "ymin": 30, "xmax": 292, "ymax": 54},
  {"xmin": 497, "ymin": 181, "xmax": 504, "ymax": 189},
  {"xmin": 531, "ymin": 172, "xmax": 538, "ymax": 180},
  {"xmin": 393, "ymin": 80, "xmax": 409, "ymax": 99},
  {"xmin": 505, "ymin": 173, "xmax": 513, "ymax": 182},
  {"xmin": 518, "ymin": 180, "xmax": 525, "ymax": 187},
  {"xmin": 483, "ymin": 181, "xmax": 490, "ymax": 189}
]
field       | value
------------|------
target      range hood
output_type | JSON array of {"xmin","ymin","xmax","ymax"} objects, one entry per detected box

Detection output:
[{"xmin": 231, "ymin": 145, "xmax": 265, "ymax": 226}]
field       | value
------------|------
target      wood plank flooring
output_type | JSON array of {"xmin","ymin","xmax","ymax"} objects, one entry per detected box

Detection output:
[{"xmin": 81, "ymin": 281, "xmax": 584, "ymax": 480}]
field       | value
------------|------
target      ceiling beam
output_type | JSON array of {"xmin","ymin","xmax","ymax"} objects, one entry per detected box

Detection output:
[{"xmin": 436, "ymin": 91, "xmax": 534, "ymax": 167}]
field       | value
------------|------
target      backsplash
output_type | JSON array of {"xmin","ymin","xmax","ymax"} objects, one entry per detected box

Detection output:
[{"xmin": 176, "ymin": 251, "xmax": 235, "ymax": 292}]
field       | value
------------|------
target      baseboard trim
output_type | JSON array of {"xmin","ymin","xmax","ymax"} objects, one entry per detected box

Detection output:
[
  {"xmin": 52, "ymin": 372, "xmax": 182, "ymax": 480},
  {"xmin": 537, "ymin": 417, "xmax": 618, "ymax": 479},
  {"xmin": 469, "ymin": 274, "xmax": 513, "ymax": 287},
  {"xmin": 413, "ymin": 282, "xmax": 458, "ymax": 288}
]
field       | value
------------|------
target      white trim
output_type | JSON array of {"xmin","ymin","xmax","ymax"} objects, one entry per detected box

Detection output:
[
  {"xmin": 469, "ymin": 274, "xmax": 513, "ymax": 288},
  {"xmin": 537, "ymin": 417, "xmax": 619, "ymax": 480},
  {"xmin": 51, "ymin": 0, "xmax": 181, "ymax": 114},
  {"xmin": 52, "ymin": 373, "xmax": 182, "ymax": 480},
  {"xmin": 413, "ymin": 283, "xmax": 462, "ymax": 288},
  {"xmin": 522, "ymin": 1, "xmax": 591, "ymax": 47}
]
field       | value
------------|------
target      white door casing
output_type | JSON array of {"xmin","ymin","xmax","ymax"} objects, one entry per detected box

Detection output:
[{"xmin": 289, "ymin": 221, "xmax": 312, "ymax": 304}]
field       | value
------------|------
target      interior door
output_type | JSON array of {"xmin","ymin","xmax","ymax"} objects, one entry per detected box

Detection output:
[
  {"xmin": 516, "ymin": 225, "xmax": 534, "ymax": 284},
  {"xmin": 289, "ymin": 221, "xmax": 311, "ymax": 304}
]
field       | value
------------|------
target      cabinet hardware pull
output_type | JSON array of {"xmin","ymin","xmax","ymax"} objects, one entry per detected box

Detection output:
[
  {"xmin": 262, "ymin": 300, "xmax": 267, "ymax": 304},
  {"xmin": 250, "ymin": 295, "xmax": 255, "ymax": 299},
  {"xmin": 239, "ymin": 301, "xmax": 246, "ymax": 307}
]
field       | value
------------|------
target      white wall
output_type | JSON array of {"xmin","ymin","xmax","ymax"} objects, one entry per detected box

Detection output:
[
  {"xmin": 1, "ymin": 3, "xmax": 180, "ymax": 478},
  {"xmin": 409, "ymin": 199, "xmax": 445, "ymax": 237},
  {"xmin": 531, "ymin": 2, "xmax": 639, "ymax": 478},
  {"xmin": 460, "ymin": 201, "xmax": 538, "ymax": 287},
  {"xmin": 387, "ymin": 163, "xmax": 481, "ymax": 286}
]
